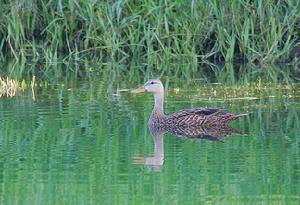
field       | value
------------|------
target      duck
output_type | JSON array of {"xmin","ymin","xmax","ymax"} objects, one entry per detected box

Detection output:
[{"xmin": 132, "ymin": 79, "xmax": 246, "ymax": 128}]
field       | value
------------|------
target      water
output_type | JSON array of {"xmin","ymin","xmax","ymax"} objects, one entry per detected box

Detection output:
[{"xmin": 0, "ymin": 78, "xmax": 299, "ymax": 204}]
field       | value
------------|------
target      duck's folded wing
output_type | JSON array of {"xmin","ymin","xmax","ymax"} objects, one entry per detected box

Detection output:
[
  {"xmin": 164, "ymin": 108, "xmax": 239, "ymax": 126},
  {"xmin": 164, "ymin": 108, "xmax": 220, "ymax": 126}
]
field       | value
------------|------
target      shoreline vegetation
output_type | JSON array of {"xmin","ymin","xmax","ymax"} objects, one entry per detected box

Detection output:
[
  {"xmin": 0, "ymin": 75, "xmax": 38, "ymax": 98},
  {"xmin": 0, "ymin": 0, "xmax": 299, "ymax": 79},
  {"xmin": 0, "ymin": 76, "xmax": 19, "ymax": 97}
]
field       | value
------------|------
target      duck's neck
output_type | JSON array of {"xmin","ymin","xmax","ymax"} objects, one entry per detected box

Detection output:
[{"xmin": 152, "ymin": 92, "xmax": 165, "ymax": 117}]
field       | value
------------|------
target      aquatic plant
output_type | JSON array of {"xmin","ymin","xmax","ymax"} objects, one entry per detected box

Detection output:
[
  {"xmin": 0, "ymin": 0, "xmax": 299, "ymax": 78},
  {"xmin": 0, "ymin": 76, "xmax": 19, "ymax": 97}
]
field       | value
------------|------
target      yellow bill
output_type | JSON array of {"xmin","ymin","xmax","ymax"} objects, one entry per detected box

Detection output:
[
  {"xmin": 131, "ymin": 87, "xmax": 146, "ymax": 93},
  {"xmin": 133, "ymin": 158, "xmax": 145, "ymax": 164}
]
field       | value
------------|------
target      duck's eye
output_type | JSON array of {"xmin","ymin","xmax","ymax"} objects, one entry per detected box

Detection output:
[{"xmin": 150, "ymin": 81, "xmax": 154, "ymax": 85}]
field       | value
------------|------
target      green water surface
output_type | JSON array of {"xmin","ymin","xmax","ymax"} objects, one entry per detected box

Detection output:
[{"xmin": 0, "ymin": 78, "xmax": 299, "ymax": 205}]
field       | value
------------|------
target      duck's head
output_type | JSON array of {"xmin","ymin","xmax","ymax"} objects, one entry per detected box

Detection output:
[
  {"xmin": 144, "ymin": 79, "xmax": 164, "ymax": 93},
  {"xmin": 132, "ymin": 79, "xmax": 164, "ymax": 94}
]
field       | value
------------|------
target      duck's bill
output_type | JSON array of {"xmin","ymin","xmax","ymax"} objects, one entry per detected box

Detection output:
[
  {"xmin": 133, "ymin": 158, "xmax": 145, "ymax": 164},
  {"xmin": 131, "ymin": 87, "xmax": 146, "ymax": 93}
]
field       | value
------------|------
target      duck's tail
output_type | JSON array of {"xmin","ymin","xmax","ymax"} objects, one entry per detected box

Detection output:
[
  {"xmin": 225, "ymin": 113, "xmax": 248, "ymax": 123},
  {"xmin": 236, "ymin": 113, "xmax": 248, "ymax": 117}
]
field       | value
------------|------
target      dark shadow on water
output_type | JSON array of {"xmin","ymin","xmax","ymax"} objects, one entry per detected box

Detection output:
[{"xmin": 133, "ymin": 124, "xmax": 245, "ymax": 172}]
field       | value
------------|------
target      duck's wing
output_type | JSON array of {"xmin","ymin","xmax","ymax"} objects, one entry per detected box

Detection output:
[{"xmin": 164, "ymin": 108, "xmax": 242, "ymax": 126}]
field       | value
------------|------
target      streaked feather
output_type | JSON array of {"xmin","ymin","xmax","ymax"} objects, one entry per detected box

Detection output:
[{"xmin": 152, "ymin": 108, "xmax": 244, "ymax": 128}]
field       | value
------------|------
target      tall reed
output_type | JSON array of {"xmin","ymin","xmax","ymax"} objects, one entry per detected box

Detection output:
[{"xmin": 0, "ymin": 0, "xmax": 299, "ymax": 77}]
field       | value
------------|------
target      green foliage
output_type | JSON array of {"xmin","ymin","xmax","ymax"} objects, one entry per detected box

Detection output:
[
  {"xmin": 0, "ymin": 76, "xmax": 19, "ymax": 97},
  {"xmin": 0, "ymin": 0, "xmax": 299, "ymax": 77}
]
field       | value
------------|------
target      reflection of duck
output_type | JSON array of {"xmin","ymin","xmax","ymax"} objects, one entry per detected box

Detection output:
[
  {"xmin": 133, "ymin": 79, "xmax": 246, "ymax": 128},
  {"xmin": 134, "ymin": 124, "xmax": 243, "ymax": 170},
  {"xmin": 165, "ymin": 124, "xmax": 242, "ymax": 141},
  {"xmin": 134, "ymin": 126, "xmax": 164, "ymax": 170}
]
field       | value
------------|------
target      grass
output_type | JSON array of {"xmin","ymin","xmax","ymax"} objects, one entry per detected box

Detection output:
[
  {"xmin": 0, "ymin": 76, "xmax": 19, "ymax": 97},
  {"xmin": 0, "ymin": 75, "xmax": 39, "ymax": 98},
  {"xmin": 0, "ymin": 0, "xmax": 299, "ymax": 79}
]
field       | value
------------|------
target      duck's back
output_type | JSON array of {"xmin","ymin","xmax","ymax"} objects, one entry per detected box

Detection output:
[{"xmin": 162, "ymin": 108, "xmax": 241, "ymax": 127}]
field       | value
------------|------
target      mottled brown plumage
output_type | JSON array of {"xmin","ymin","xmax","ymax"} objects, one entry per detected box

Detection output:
[
  {"xmin": 162, "ymin": 108, "xmax": 245, "ymax": 127},
  {"xmin": 133, "ymin": 79, "xmax": 246, "ymax": 129}
]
